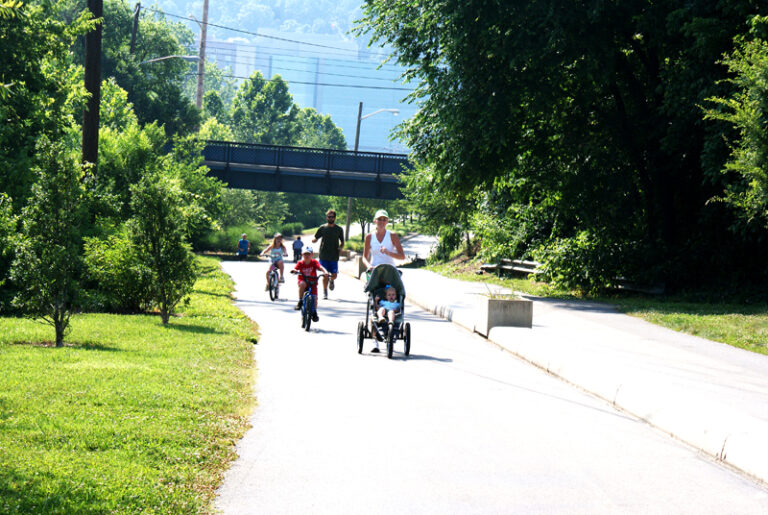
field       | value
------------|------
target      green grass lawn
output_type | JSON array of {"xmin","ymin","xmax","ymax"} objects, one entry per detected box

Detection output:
[
  {"xmin": 0, "ymin": 256, "xmax": 256, "ymax": 513},
  {"xmin": 428, "ymin": 261, "xmax": 768, "ymax": 356}
]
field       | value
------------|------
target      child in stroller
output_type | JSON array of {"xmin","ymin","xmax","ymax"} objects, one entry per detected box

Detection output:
[{"xmin": 357, "ymin": 264, "xmax": 411, "ymax": 358}]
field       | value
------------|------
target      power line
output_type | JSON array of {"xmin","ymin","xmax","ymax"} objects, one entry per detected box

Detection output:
[
  {"xmin": 184, "ymin": 53, "xmax": 405, "ymax": 83},
  {"xmin": 185, "ymin": 72, "xmax": 415, "ymax": 92},
  {"xmin": 202, "ymin": 42, "xmax": 405, "ymax": 72},
  {"xmin": 150, "ymin": 7, "xmax": 394, "ymax": 61}
]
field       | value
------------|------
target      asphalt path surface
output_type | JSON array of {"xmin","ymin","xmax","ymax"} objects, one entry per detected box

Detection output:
[{"xmin": 216, "ymin": 259, "xmax": 768, "ymax": 514}]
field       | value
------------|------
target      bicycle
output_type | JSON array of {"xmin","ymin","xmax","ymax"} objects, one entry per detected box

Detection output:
[
  {"xmin": 267, "ymin": 262, "xmax": 280, "ymax": 301},
  {"xmin": 292, "ymin": 271, "xmax": 328, "ymax": 331}
]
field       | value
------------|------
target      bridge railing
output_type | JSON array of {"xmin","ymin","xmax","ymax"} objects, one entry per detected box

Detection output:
[{"xmin": 201, "ymin": 140, "xmax": 412, "ymax": 175}]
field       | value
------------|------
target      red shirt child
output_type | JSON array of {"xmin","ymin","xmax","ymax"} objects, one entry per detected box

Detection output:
[{"xmin": 292, "ymin": 247, "xmax": 328, "ymax": 310}]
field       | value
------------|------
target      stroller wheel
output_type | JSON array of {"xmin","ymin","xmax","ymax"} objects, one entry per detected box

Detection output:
[
  {"xmin": 357, "ymin": 321, "xmax": 365, "ymax": 354},
  {"xmin": 404, "ymin": 323, "xmax": 411, "ymax": 356}
]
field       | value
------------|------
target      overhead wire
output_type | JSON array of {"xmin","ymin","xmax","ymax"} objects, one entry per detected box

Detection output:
[
  {"xmin": 184, "ymin": 72, "xmax": 415, "ymax": 92},
  {"xmin": 149, "ymin": 7, "xmax": 399, "ymax": 62}
]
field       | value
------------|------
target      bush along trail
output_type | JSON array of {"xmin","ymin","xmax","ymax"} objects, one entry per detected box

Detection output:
[{"xmin": 0, "ymin": 256, "xmax": 256, "ymax": 514}]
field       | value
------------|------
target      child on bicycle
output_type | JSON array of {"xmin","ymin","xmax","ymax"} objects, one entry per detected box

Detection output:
[
  {"xmin": 260, "ymin": 233, "xmax": 288, "ymax": 289},
  {"xmin": 291, "ymin": 246, "xmax": 329, "ymax": 321}
]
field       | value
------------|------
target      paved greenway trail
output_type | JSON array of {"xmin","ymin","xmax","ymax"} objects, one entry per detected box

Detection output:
[{"xmin": 216, "ymin": 257, "xmax": 768, "ymax": 514}]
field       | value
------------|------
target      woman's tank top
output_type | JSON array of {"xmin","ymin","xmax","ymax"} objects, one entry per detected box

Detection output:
[{"xmin": 370, "ymin": 230, "xmax": 396, "ymax": 266}]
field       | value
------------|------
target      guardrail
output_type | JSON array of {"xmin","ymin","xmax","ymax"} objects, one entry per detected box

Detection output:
[
  {"xmin": 480, "ymin": 259, "xmax": 540, "ymax": 276},
  {"xmin": 480, "ymin": 258, "xmax": 665, "ymax": 294}
]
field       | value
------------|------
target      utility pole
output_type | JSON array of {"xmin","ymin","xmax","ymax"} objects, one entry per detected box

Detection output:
[
  {"xmin": 346, "ymin": 101, "xmax": 363, "ymax": 241},
  {"xmin": 129, "ymin": 3, "xmax": 140, "ymax": 54},
  {"xmin": 82, "ymin": 0, "xmax": 103, "ymax": 168},
  {"xmin": 195, "ymin": 0, "xmax": 209, "ymax": 110}
]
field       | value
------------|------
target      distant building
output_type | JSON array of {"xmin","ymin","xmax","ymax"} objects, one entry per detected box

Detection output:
[{"xmin": 202, "ymin": 30, "xmax": 416, "ymax": 154}]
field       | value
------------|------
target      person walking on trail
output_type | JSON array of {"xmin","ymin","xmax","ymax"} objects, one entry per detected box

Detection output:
[
  {"xmin": 363, "ymin": 209, "xmax": 405, "ymax": 269},
  {"xmin": 292, "ymin": 236, "xmax": 304, "ymax": 262},
  {"xmin": 236, "ymin": 233, "xmax": 250, "ymax": 261},
  {"xmin": 312, "ymin": 209, "xmax": 344, "ymax": 300}
]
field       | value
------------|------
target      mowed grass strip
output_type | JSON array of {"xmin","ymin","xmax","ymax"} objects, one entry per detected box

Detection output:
[
  {"xmin": 0, "ymin": 256, "xmax": 256, "ymax": 514},
  {"xmin": 428, "ymin": 262, "xmax": 768, "ymax": 355}
]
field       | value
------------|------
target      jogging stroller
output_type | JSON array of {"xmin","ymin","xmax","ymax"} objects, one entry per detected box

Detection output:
[{"xmin": 356, "ymin": 264, "xmax": 411, "ymax": 358}]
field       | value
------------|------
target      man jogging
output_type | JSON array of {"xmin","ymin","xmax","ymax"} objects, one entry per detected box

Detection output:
[{"xmin": 312, "ymin": 209, "xmax": 344, "ymax": 299}]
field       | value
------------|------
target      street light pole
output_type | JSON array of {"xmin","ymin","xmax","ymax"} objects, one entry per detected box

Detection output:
[
  {"xmin": 345, "ymin": 102, "xmax": 400, "ymax": 241},
  {"xmin": 346, "ymin": 102, "xmax": 364, "ymax": 241}
]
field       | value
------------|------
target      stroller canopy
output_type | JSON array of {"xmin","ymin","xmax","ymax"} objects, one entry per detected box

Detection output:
[{"xmin": 365, "ymin": 264, "xmax": 405, "ymax": 296}]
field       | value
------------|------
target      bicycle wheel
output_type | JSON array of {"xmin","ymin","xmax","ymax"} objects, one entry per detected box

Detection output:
[
  {"xmin": 304, "ymin": 295, "xmax": 313, "ymax": 332},
  {"xmin": 268, "ymin": 272, "xmax": 277, "ymax": 301},
  {"xmin": 404, "ymin": 322, "xmax": 411, "ymax": 356},
  {"xmin": 357, "ymin": 321, "xmax": 365, "ymax": 354}
]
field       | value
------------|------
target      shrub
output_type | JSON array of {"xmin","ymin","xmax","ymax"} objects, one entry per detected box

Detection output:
[
  {"xmin": 278, "ymin": 222, "xmax": 303, "ymax": 237},
  {"xmin": 532, "ymin": 231, "xmax": 635, "ymax": 294},
  {"xmin": 198, "ymin": 224, "xmax": 264, "ymax": 253},
  {"xmin": 83, "ymin": 232, "xmax": 153, "ymax": 312}
]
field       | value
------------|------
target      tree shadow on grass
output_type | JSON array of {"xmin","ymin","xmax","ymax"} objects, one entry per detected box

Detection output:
[
  {"xmin": 163, "ymin": 323, "xmax": 223, "ymax": 335},
  {"xmin": 8, "ymin": 340, "xmax": 123, "ymax": 351}
]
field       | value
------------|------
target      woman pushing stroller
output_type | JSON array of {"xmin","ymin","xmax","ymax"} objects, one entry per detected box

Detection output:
[{"xmin": 362, "ymin": 209, "xmax": 405, "ymax": 269}]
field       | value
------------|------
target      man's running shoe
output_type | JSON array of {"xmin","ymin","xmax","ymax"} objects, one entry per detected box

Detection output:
[
  {"xmin": 279, "ymin": 277, "xmax": 285, "ymax": 283},
  {"xmin": 264, "ymin": 284, "xmax": 269, "ymax": 291},
  {"xmin": 294, "ymin": 302, "xmax": 301, "ymax": 311},
  {"xmin": 323, "ymin": 290, "xmax": 328, "ymax": 300},
  {"xmin": 329, "ymin": 277, "xmax": 335, "ymax": 291}
]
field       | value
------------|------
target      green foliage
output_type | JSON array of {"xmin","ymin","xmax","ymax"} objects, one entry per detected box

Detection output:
[
  {"xmin": 278, "ymin": 222, "xmax": 303, "ymax": 237},
  {"xmin": 129, "ymin": 173, "xmax": 197, "ymax": 324},
  {"xmin": 0, "ymin": 194, "xmax": 15, "ymax": 301},
  {"xmin": 61, "ymin": 0, "xmax": 200, "ymax": 136},
  {"xmin": 705, "ymin": 16, "xmax": 768, "ymax": 229},
  {"xmin": 359, "ymin": 0, "xmax": 768, "ymax": 290},
  {"xmin": 230, "ymin": 72, "xmax": 300, "ymax": 145},
  {"xmin": 10, "ymin": 138, "xmax": 88, "ymax": 346},
  {"xmin": 0, "ymin": 0, "xmax": 92, "ymax": 206},
  {"xmin": 296, "ymin": 107, "xmax": 347, "ymax": 149},
  {"xmin": 197, "ymin": 223, "xmax": 264, "ymax": 253},
  {"xmin": 98, "ymin": 122, "xmax": 167, "ymax": 215},
  {"xmin": 99, "ymin": 77, "xmax": 138, "ymax": 131},
  {"xmin": 532, "ymin": 232, "xmax": 626, "ymax": 295},
  {"xmin": 198, "ymin": 117, "xmax": 235, "ymax": 141},
  {"xmin": 82, "ymin": 232, "xmax": 153, "ymax": 312}
]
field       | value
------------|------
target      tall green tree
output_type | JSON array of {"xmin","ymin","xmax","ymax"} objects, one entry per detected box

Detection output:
[
  {"xmin": 706, "ymin": 15, "xmax": 768, "ymax": 230},
  {"xmin": 61, "ymin": 0, "xmax": 200, "ymax": 135},
  {"xmin": 0, "ymin": 0, "xmax": 92, "ymax": 205},
  {"xmin": 129, "ymin": 172, "xmax": 196, "ymax": 324},
  {"xmin": 230, "ymin": 72, "xmax": 300, "ymax": 145},
  {"xmin": 358, "ymin": 0, "xmax": 768, "ymax": 288},
  {"xmin": 11, "ymin": 139, "xmax": 89, "ymax": 346}
]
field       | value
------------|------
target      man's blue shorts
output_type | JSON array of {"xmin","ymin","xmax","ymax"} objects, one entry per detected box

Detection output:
[{"xmin": 319, "ymin": 260, "xmax": 338, "ymax": 274}]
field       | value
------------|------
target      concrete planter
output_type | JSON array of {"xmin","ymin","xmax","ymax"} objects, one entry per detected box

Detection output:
[{"xmin": 475, "ymin": 295, "xmax": 533, "ymax": 337}]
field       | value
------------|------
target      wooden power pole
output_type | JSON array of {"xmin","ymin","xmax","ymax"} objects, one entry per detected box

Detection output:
[
  {"xmin": 195, "ymin": 0, "xmax": 209, "ymax": 110},
  {"xmin": 82, "ymin": 0, "xmax": 103, "ymax": 168}
]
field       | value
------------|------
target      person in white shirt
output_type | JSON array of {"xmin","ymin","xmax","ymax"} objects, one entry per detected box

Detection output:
[{"xmin": 363, "ymin": 209, "xmax": 406, "ymax": 269}]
